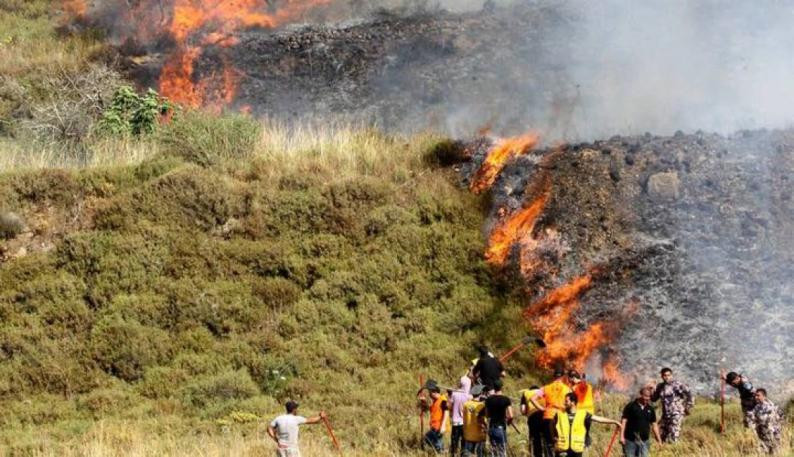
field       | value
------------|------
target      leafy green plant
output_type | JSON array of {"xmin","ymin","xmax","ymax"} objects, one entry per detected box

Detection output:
[{"xmin": 98, "ymin": 86, "xmax": 172, "ymax": 136}]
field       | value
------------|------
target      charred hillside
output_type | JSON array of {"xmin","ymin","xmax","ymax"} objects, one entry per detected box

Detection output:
[
  {"xmin": 450, "ymin": 128, "xmax": 794, "ymax": 391},
  {"xmin": 119, "ymin": 3, "xmax": 576, "ymax": 134}
]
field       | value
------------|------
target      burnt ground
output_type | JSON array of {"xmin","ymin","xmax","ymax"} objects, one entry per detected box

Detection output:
[
  {"xmin": 123, "ymin": 3, "xmax": 579, "ymax": 135},
  {"xmin": 114, "ymin": 3, "xmax": 794, "ymax": 390},
  {"xmin": 455, "ymin": 129, "xmax": 794, "ymax": 392}
]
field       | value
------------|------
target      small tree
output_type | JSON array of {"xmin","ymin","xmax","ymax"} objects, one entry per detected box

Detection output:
[{"xmin": 98, "ymin": 86, "xmax": 172, "ymax": 136}]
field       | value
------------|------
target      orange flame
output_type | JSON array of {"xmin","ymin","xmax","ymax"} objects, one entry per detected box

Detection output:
[
  {"xmin": 159, "ymin": 47, "xmax": 204, "ymax": 108},
  {"xmin": 63, "ymin": 0, "xmax": 87, "ymax": 18},
  {"xmin": 470, "ymin": 132, "xmax": 539, "ymax": 193},
  {"xmin": 119, "ymin": 0, "xmax": 333, "ymax": 109},
  {"xmin": 602, "ymin": 354, "xmax": 633, "ymax": 391},
  {"xmin": 485, "ymin": 189, "xmax": 550, "ymax": 266}
]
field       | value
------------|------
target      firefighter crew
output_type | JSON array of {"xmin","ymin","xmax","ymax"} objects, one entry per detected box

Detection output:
[
  {"xmin": 530, "ymin": 366, "xmax": 572, "ymax": 457},
  {"xmin": 650, "ymin": 367, "xmax": 693, "ymax": 443},
  {"xmin": 521, "ymin": 385, "xmax": 545, "ymax": 457},
  {"xmin": 553, "ymin": 392, "xmax": 622, "ymax": 457}
]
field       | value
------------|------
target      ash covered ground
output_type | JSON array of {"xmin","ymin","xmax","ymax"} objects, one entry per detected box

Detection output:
[{"xmin": 455, "ymin": 129, "xmax": 794, "ymax": 392}]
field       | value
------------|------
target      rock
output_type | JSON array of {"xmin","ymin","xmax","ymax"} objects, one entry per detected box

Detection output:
[
  {"xmin": 0, "ymin": 211, "xmax": 26, "ymax": 239},
  {"xmin": 647, "ymin": 171, "xmax": 680, "ymax": 201}
]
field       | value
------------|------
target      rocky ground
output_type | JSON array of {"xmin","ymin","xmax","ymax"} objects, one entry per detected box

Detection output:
[{"xmin": 451, "ymin": 128, "xmax": 794, "ymax": 393}]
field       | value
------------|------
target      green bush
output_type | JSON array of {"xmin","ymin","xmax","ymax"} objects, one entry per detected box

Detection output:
[
  {"xmin": 180, "ymin": 369, "xmax": 259, "ymax": 409},
  {"xmin": 157, "ymin": 111, "xmax": 261, "ymax": 166},
  {"xmin": 90, "ymin": 313, "xmax": 172, "ymax": 382},
  {"xmin": 97, "ymin": 86, "xmax": 172, "ymax": 136}
]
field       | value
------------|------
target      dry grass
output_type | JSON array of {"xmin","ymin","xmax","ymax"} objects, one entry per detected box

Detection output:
[
  {"xmin": 0, "ymin": 136, "xmax": 160, "ymax": 171},
  {"xmin": 3, "ymin": 397, "xmax": 789, "ymax": 457},
  {"xmin": 0, "ymin": 119, "xmax": 441, "ymax": 178}
]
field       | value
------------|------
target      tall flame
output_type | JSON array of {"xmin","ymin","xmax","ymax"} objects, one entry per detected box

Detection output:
[
  {"xmin": 469, "ymin": 132, "xmax": 539, "ymax": 194},
  {"xmin": 63, "ymin": 0, "xmax": 87, "ymax": 18},
  {"xmin": 64, "ymin": 0, "xmax": 333, "ymax": 109},
  {"xmin": 485, "ymin": 187, "xmax": 551, "ymax": 266}
]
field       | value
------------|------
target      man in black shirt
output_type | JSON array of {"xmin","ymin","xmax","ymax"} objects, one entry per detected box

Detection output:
[
  {"xmin": 472, "ymin": 346, "xmax": 505, "ymax": 392},
  {"xmin": 621, "ymin": 387, "xmax": 662, "ymax": 457},
  {"xmin": 724, "ymin": 371, "xmax": 758, "ymax": 428},
  {"xmin": 478, "ymin": 380, "xmax": 513, "ymax": 457}
]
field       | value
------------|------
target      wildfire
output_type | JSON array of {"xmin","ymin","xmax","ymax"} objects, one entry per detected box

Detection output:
[
  {"xmin": 64, "ymin": 0, "xmax": 332, "ymax": 109},
  {"xmin": 602, "ymin": 353, "xmax": 633, "ymax": 391},
  {"xmin": 523, "ymin": 274, "xmax": 611, "ymax": 369},
  {"xmin": 63, "ymin": 0, "xmax": 87, "ymax": 18},
  {"xmin": 485, "ymin": 187, "xmax": 550, "ymax": 266},
  {"xmin": 469, "ymin": 132, "xmax": 539, "ymax": 193}
]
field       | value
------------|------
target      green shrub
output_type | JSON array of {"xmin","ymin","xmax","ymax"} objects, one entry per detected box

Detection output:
[
  {"xmin": 97, "ymin": 86, "xmax": 172, "ymax": 136},
  {"xmin": 0, "ymin": 210, "xmax": 25, "ymax": 239},
  {"xmin": 180, "ymin": 369, "xmax": 259, "ymax": 409},
  {"xmin": 90, "ymin": 313, "xmax": 172, "ymax": 382},
  {"xmin": 157, "ymin": 111, "xmax": 260, "ymax": 166}
]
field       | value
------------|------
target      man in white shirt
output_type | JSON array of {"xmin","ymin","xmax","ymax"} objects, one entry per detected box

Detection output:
[{"xmin": 267, "ymin": 400, "xmax": 326, "ymax": 457}]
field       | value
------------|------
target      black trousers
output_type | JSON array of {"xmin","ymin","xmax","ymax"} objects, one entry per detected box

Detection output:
[
  {"xmin": 542, "ymin": 418, "xmax": 556, "ymax": 457},
  {"xmin": 450, "ymin": 424, "xmax": 464, "ymax": 456},
  {"xmin": 528, "ymin": 411, "xmax": 545, "ymax": 457}
]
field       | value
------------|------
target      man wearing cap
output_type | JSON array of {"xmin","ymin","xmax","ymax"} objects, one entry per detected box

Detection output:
[
  {"xmin": 423, "ymin": 384, "xmax": 450, "ymax": 452},
  {"xmin": 530, "ymin": 367, "xmax": 572, "ymax": 457},
  {"xmin": 462, "ymin": 384, "xmax": 487, "ymax": 457},
  {"xmin": 267, "ymin": 401, "xmax": 326, "ymax": 457}
]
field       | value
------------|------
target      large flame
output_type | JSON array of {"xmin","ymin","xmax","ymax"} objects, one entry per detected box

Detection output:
[
  {"xmin": 63, "ymin": 0, "xmax": 87, "ymax": 17},
  {"xmin": 65, "ymin": 0, "xmax": 333, "ymax": 109},
  {"xmin": 469, "ymin": 133, "xmax": 539, "ymax": 194},
  {"xmin": 485, "ymin": 186, "xmax": 551, "ymax": 266},
  {"xmin": 158, "ymin": 0, "xmax": 331, "ymax": 108}
]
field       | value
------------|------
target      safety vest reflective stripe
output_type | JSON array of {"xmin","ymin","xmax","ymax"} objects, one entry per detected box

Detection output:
[
  {"xmin": 555, "ymin": 410, "xmax": 587, "ymax": 453},
  {"xmin": 543, "ymin": 380, "xmax": 571, "ymax": 420},
  {"xmin": 575, "ymin": 383, "xmax": 595, "ymax": 414}
]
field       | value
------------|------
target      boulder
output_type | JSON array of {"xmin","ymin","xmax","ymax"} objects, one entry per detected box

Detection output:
[{"xmin": 647, "ymin": 171, "xmax": 680, "ymax": 201}]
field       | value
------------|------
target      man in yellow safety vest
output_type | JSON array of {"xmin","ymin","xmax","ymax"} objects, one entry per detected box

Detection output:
[
  {"xmin": 553, "ymin": 392, "xmax": 622, "ymax": 457},
  {"xmin": 568, "ymin": 370, "xmax": 596, "ymax": 448},
  {"xmin": 521, "ymin": 385, "xmax": 545, "ymax": 457}
]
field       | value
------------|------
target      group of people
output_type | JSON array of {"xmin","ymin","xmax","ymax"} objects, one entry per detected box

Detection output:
[
  {"xmin": 263, "ymin": 346, "xmax": 787, "ymax": 457},
  {"xmin": 415, "ymin": 347, "xmax": 787, "ymax": 457}
]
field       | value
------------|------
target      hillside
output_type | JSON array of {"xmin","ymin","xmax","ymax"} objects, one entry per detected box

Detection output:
[{"xmin": 0, "ymin": 1, "xmax": 792, "ymax": 456}]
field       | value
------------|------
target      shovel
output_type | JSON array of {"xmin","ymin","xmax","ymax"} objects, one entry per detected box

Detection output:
[{"xmin": 499, "ymin": 336, "xmax": 546, "ymax": 363}]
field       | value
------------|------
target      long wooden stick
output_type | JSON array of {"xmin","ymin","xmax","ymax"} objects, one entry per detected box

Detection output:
[
  {"xmin": 499, "ymin": 341, "xmax": 526, "ymax": 363},
  {"xmin": 322, "ymin": 416, "xmax": 342, "ymax": 455},
  {"xmin": 603, "ymin": 425, "xmax": 620, "ymax": 457},
  {"xmin": 720, "ymin": 369, "xmax": 726, "ymax": 434},
  {"xmin": 419, "ymin": 374, "xmax": 425, "ymax": 447}
]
